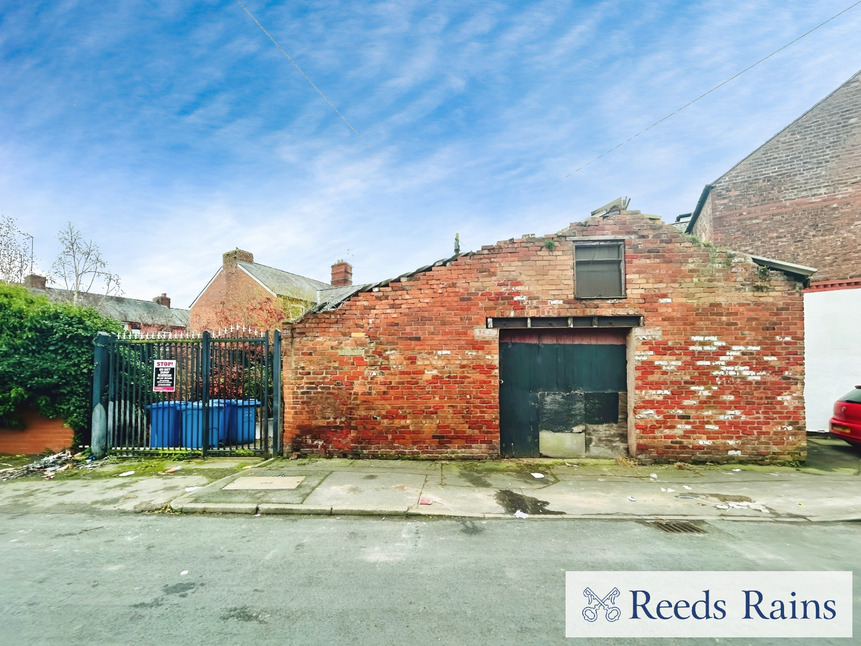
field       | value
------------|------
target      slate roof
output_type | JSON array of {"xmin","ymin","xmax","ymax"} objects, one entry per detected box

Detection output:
[
  {"xmin": 237, "ymin": 261, "xmax": 330, "ymax": 300},
  {"xmin": 31, "ymin": 287, "xmax": 190, "ymax": 328},
  {"xmin": 189, "ymin": 260, "xmax": 333, "ymax": 309}
]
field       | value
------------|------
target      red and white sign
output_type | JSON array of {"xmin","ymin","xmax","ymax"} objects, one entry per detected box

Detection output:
[{"xmin": 152, "ymin": 360, "xmax": 177, "ymax": 392}]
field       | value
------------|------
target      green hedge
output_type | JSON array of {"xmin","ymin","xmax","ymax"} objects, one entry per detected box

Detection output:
[{"xmin": 0, "ymin": 284, "xmax": 122, "ymax": 445}]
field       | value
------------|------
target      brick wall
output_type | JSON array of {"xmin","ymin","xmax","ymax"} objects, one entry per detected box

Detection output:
[
  {"xmin": 0, "ymin": 409, "xmax": 74, "ymax": 455},
  {"xmin": 691, "ymin": 71, "xmax": 861, "ymax": 282},
  {"xmin": 283, "ymin": 211, "xmax": 806, "ymax": 463}
]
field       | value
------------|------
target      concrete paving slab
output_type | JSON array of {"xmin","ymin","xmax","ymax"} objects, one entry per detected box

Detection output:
[
  {"xmin": 172, "ymin": 471, "xmax": 328, "ymax": 508},
  {"xmin": 302, "ymin": 471, "xmax": 425, "ymax": 512},
  {"xmin": 498, "ymin": 479, "xmax": 766, "ymax": 519},
  {"xmin": 222, "ymin": 476, "xmax": 305, "ymax": 490},
  {"xmin": 441, "ymin": 465, "xmax": 558, "ymax": 490},
  {"xmin": 0, "ymin": 476, "xmax": 209, "ymax": 513},
  {"xmin": 410, "ymin": 483, "xmax": 503, "ymax": 517},
  {"xmin": 340, "ymin": 459, "xmax": 442, "ymax": 473}
]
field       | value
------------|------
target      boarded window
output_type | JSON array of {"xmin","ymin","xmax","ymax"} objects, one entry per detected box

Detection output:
[{"xmin": 575, "ymin": 242, "xmax": 624, "ymax": 298}]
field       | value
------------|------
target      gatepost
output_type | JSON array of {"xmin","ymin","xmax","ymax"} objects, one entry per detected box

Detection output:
[{"xmin": 91, "ymin": 332, "xmax": 111, "ymax": 458}]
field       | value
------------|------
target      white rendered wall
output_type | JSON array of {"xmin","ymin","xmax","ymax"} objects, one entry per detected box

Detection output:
[{"xmin": 804, "ymin": 287, "xmax": 861, "ymax": 431}]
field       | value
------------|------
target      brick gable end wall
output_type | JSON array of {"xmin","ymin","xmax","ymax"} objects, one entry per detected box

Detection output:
[
  {"xmin": 692, "ymin": 72, "xmax": 861, "ymax": 282},
  {"xmin": 283, "ymin": 212, "xmax": 806, "ymax": 463},
  {"xmin": 191, "ymin": 269, "xmax": 282, "ymax": 332}
]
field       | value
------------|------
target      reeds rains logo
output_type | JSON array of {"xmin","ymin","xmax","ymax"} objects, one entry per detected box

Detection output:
[
  {"xmin": 581, "ymin": 586, "xmax": 621, "ymax": 622},
  {"xmin": 565, "ymin": 571, "xmax": 852, "ymax": 639}
]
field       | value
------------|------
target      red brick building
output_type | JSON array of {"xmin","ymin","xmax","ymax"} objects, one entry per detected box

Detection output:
[
  {"xmin": 686, "ymin": 70, "xmax": 860, "ymax": 282},
  {"xmin": 685, "ymin": 69, "xmax": 861, "ymax": 433},
  {"xmin": 190, "ymin": 249, "xmax": 354, "ymax": 332},
  {"xmin": 283, "ymin": 205, "xmax": 809, "ymax": 463}
]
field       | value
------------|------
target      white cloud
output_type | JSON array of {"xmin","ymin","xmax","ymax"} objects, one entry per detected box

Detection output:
[{"xmin": 1, "ymin": 0, "xmax": 859, "ymax": 310}]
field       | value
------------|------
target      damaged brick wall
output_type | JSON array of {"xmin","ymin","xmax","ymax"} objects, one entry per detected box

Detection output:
[{"xmin": 283, "ymin": 211, "xmax": 806, "ymax": 462}]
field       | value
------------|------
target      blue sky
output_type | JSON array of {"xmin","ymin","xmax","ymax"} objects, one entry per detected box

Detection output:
[{"xmin": 2, "ymin": 1, "xmax": 860, "ymax": 307}]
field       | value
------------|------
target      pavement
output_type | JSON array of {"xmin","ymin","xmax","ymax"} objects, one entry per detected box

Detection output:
[{"xmin": 1, "ymin": 435, "xmax": 860, "ymax": 522}]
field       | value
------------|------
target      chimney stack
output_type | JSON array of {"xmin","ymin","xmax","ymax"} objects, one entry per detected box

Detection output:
[
  {"xmin": 155, "ymin": 293, "xmax": 171, "ymax": 308},
  {"xmin": 24, "ymin": 274, "xmax": 47, "ymax": 290},
  {"xmin": 331, "ymin": 260, "xmax": 353, "ymax": 287},
  {"xmin": 223, "ymin": 249, "xmax": 254, "ymax": 273}
]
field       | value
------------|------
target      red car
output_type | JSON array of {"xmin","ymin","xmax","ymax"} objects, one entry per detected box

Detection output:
[{"xmin": 830, "ymin": 386, "xmax": 861, "ymax": 447}]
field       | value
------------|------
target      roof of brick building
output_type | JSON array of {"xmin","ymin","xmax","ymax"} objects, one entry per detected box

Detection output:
[
  {"xmin": 28, "ymin": 286, "xmax": 190, "ymax": 329},
  {"xmin": 237, "ymin": 261, "xmax": 330, "ymax": 300}
]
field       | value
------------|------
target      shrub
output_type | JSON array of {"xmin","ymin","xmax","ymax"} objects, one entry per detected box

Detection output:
[{"xmin": 0, "ymin": 283, "xmax": 122, "ymax": 445}]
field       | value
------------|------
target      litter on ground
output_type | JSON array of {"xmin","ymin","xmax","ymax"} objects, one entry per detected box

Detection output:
[{"xmin": 0, "ymin": 451, "xmax": 90, "ymax": 481}]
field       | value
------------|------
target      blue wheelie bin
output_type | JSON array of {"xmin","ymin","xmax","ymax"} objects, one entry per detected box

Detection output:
[
  {"xmin": 179, "ymin": 399, "xmax": 231, "ymax": 449},
  {"xmin": 228, "ymin": 399, "xmax": 261, "ymax": 444},
  {"xmin": 146, "ymin": 401, "xmax": 184, "ymax": 448}
]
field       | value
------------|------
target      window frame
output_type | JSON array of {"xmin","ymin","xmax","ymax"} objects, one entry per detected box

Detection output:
[{"xmin": 574, "ymin": 240, "xmax": 626, "ymax": 299}]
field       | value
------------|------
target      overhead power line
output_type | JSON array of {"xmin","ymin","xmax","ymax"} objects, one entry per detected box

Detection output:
[
  {"xmin": 552, "ymin": 0, "xmax": 861, "ymax": 185},
  {"xmin": 236, "ymin": 1, "xmax": 378, "ymax": 158}
]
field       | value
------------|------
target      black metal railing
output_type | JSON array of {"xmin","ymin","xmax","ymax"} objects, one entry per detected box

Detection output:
[{"xmin": 94, "ymin": 329, "xmax": 281, "ymax": 456}]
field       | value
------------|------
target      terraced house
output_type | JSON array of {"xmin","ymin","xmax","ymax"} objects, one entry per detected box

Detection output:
[{"xmin": 190, "ymin": 249, "xmax": 356, "ymax": 332}]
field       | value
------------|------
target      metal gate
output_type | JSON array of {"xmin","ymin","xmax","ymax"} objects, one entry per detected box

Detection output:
[
  {"xmin": 499, "ymin": 329, "xmax": 627, "ymax": 458},
  {"xmin": 92, "ymin": 329, "xmax": 281, "ymax": 456}
]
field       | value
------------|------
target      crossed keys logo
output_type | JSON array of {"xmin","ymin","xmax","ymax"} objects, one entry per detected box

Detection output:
[{"xmin": 582, "ymin": 587, "xmax": 621, "ymax": 622}]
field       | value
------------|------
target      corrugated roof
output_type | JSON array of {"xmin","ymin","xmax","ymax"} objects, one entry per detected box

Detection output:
[
  {"xmin": 305, "ymin": 252, "xmax": 467, "ymax": 314},
  {"xmin": 33, "ymin": 287, "xmax": 190, "ymax": 328},
  {"xmin": 314, "ymin": 284, "xmax": 367, "ymax": 310},
  {"xmin": 750, "ymin": 255, "xmax": 817, "ymax": 279}
]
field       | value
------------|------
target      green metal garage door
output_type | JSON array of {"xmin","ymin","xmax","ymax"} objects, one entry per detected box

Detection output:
[{"xmin": 499, "ymin": 330, "xmax": 627, "ymax": 458}]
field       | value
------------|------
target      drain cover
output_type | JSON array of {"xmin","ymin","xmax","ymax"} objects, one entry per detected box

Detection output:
[{"xmin": 651, "ymin": 520, "xmax": 707, "ymax": 534}]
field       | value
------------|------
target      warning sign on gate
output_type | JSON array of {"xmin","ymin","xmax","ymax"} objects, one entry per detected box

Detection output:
[{"xmin": 153, "ymin": 360, "xmax": 177, "ymax": 392}]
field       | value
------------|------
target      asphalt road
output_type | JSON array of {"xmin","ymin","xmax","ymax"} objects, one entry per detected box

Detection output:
[{"xmin": 1, "ymin": 512, "xmax": 858, "ymax": 645}]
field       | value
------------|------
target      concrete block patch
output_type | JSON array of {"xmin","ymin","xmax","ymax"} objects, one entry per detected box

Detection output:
[
  {"xmin": 175, "ymin": 471, "xmax": 327, "ymax": 506},
  {"xmin": 222, "ymin": 476, "xmax": 305, "ymax": 490}
]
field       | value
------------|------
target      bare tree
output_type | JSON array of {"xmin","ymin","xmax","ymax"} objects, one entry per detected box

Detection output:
[
  {"xmin": 0, "ymin": 215, "xmax": 32, "ymax": 284},
  {"xmin": 51, "ymin": 222, "xmax": 122, "ymax": 305}
]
